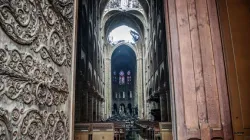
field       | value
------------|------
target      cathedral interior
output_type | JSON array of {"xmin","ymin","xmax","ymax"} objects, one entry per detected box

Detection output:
[
  {"xmin": 0, "ymin": 0, "xmax": 250, "ymax": 139},
  {"xmin": 75, "ymin": 0, "xmax": 171, "ymax": 139}
]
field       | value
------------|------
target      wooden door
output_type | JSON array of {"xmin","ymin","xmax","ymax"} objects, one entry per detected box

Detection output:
[
  {"xmin": 0, "ymin": 0, "xmax": 75, "ymax": 139},
  {"xmin": 217, "ymin": 0, "xmax": 250, "ymax": 139}
]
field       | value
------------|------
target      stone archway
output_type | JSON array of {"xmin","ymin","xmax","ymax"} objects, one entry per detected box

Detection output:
[
  {"xmin": 70, "ymin": 0, "xmax": 233, "ymax": 139},
  {"xmin": 105, "ymin": 43, "xmax": 144, "ymax": 119}
]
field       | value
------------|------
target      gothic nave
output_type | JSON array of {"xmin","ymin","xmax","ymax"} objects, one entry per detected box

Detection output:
[
  {"xmin": 75, "ymin": 0, "xmax": 171, "ymax": 139},
  {"xmin": 0, "ymin": 0, "xmax": 250, "ymax": 139}
]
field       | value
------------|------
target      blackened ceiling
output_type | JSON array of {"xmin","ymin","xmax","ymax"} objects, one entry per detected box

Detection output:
[
  {"xmin": 104, "ymin": 11, "xmax": 144, "ymax": 37},
  {"xmin": 111, "ymin": 45, "xmax": 136, "ymax": 72}
]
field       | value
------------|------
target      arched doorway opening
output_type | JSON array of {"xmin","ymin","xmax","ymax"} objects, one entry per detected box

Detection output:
[
  {"xmin": 74, "ymin": 0, "xmax": 173, "ymax": 139},
  {"xmin": 110, "ymin": 45, "xmax": 137, "ymax": 119}
]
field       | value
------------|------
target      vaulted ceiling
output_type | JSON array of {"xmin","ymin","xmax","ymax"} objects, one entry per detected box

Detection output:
[
  {"xmin": 101, "ymin": 1, "xmax": 147, "ymax": 44},
  {"xmin": 111, "ymin": 45, "xmax": 136, "ymax": 71},
  {"xmin": 104, "ymin": 11, "xmax": 144, "ymax": 37}
]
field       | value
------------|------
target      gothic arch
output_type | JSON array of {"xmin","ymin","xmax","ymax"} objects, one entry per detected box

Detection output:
[{"xmin": 108, "ymin": 43, "xmax": 138, "ymax": 58}]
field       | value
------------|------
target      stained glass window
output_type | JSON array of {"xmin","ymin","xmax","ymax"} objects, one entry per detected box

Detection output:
[
  {"xmin": 127, "ymin": 70, "xmax": 131, "ymax": 84},
  {"xmin": 113, "ymin": 71, "xmax": 117, "ymax": 83},
  {"xmin": 119, "ymin": 70, "xmax": 125, "ymax": 85}
]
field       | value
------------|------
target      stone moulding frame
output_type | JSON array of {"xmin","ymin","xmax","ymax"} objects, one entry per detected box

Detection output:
[
  {"xmin": 71, "ymin": 0, "xmax": 79, "ymax": 139},
  {"xmin": 163, "ymin": 0, "xmax": 232, "ymax": 139},
  {"xmin": 70, "ymin": 0, "xmax": 233, "ymax": 139}
]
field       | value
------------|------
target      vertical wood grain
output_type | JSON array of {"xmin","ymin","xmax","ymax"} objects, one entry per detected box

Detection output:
[
  {"xmin": 201, "ymin": 123, "xmax": 211, "ymax": 140},
  {"xmin": 207, "ymin": 0, "xmax": 233, "ymax": 138},
  {"xmin": 164, "ymin": 0, "xmax": 177, "ymax": 138},
  {"xmin": 165, "ymin": 0, "xmax": 187, "ymax": 138},
  {"xmin": 196, "ymin": 0, "xmax": 221, "ymax": 128},
  {"xmin": 217, "ymin": 0, "xmax": 250, "ymax": 138},
  {"xmin": 176, "ymin": 0, "xmax": 199, "ymax": 129},
  {"xmin": 164, "ymin": 0, "xmax": 233, "ymax": 138},
  {"xmin": 187, "ymin": 0, "xmax": 207, "ymax": 125}
]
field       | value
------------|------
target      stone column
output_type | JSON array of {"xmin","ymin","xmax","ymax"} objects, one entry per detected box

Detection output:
[
  {"xmin": 101, "ymin": 101, "xmax": 104, "ymax": 120},
  {"xmin": 88, "ymin": 92, "xmax": 93, "ymax": 122},
  {"xmin": 146, "ymin": 102, "xmax": 150, "ymax": 120},
  {"xmin": 149, "ymin": 102, "xmax": 153, "ymax": 121},
  {"xmin": 99, "ymin": 100, "xmax": 102, "ymax": 121},
  {"xmin": 82, "ymin": 88, "xmax": 88, "ymax": 122},
  {"xmin": 136, "ymin": 57, "xmax": 143, "ymax": 118},
  {"xmin": 97, "ymin": 99, "xmax": 99, "ymax": 121},
  {"xmin": 160, "ymin": 92, "xmax": 168, "ymax": 121},
  {"xmin": 105, "ymin": 58, "xmax": 112, "ymax": 119}
]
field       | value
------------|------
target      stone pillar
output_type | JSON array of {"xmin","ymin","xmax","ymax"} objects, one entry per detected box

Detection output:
[
  {"xmin": 97, "ymin": 99, "xmax": 99, "ymax": 121},
  {"xmin": 160, "ymin": 92, "xmax": 168, "ymax": 121},
  {"xmin": 136, "ymin": 57, "xmax": 143, "ymax": 118},
  {"xmin": 149, "ymin": 103, "xmax": 153, "ymax": 121},
  {"xmin": 82, "ymin": 88, "xmax": 88, "ymax": 122},
  {"xmin": 105, "ymin": 58, "xmax": 112, "ymax": 119},
  {"xmin": 146, "ymin": 102, "xmax": 150, "ymax": 120},
  {"xmin": 99, "ymin": 100, "xmax": 102, "ymax": 121},
  {"xmin": 101, "ymin": 101, "xmax": 104, "ymax": 120},
  {"xmin": 88, "ymin": 93, "xmax": 93, "ymax": 122}
]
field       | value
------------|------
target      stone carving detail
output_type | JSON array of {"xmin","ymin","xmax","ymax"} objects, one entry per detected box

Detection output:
[
  {"xmin": 106, "ymin": 0, "xmax": 141, "ymax": 9},
  {"xmin": 0, "ymin": 0, "xmax": 72, "ymax": 139},
  {"xmin": 0, "ymin": 0, "xmax": 74, "ymax": 66},
  {"xmin": 0, "ymin": 108, "xmax": 12, "ymax": 140},
  {"xmin": 0, "ymin": 107, "xmax": 69, "ymax": 140},
  {"xmin": 0, "ymin": 46, "xmax": 69, "ymax": 106}
]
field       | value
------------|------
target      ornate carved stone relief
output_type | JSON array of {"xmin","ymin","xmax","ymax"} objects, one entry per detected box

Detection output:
[
  {"xmin": 0, "ymin": 0, "xmax": 74, "ymax": 66},
  {"xmin": 0, "ymin": 0, "xmax": 73, "ymax": 139},
  {"xmin": 0, "ymin": 108, "xmax": 12, "ymax": 140},
  {"xmin": 0, "ymin": 46, "xmax": 69, "ymax": 106},
  {"xmin": 0, "ymin": 107, "xmax": 69, "ymax": 140}
]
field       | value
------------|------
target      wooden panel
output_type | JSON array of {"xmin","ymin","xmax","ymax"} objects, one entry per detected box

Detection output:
[
  {"xmin": 196, "ymin": 0, "xmax": 221, "ymax": 129},
  {"xmin": 206, "ymin": 0, "xmax": 233, "ymax": 138},
  {"xmin": 92, "ymin": 132, "xmax": 114, "ymax": 140},
  {"xmin": 165, "ymin": 0, "xmax": 233, "ymax": 139},
  {"xmin": 160, "ymin": 122, "xmax": 173, "ymax": 140},
  {"xmin": 165, "ymin": 0, "xmax": 186, "ymax": 139},
  {"xmin": 161, "ymin": 132, "xmax": 173, "ymax": 140},
  {"xmin": 217, "ymin": 0, "xmax": 250, "ymax": 139},
  {"xmin": 75, "ymin": 132, "xmax": 89, "ymax": 140},
  {"xmin": 187, "ymin": 0, "xmax": 207, "ymax": 125},
  {"xmin": 176, "ymin": 0, "xmax": 199, "ymax": 129}
]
